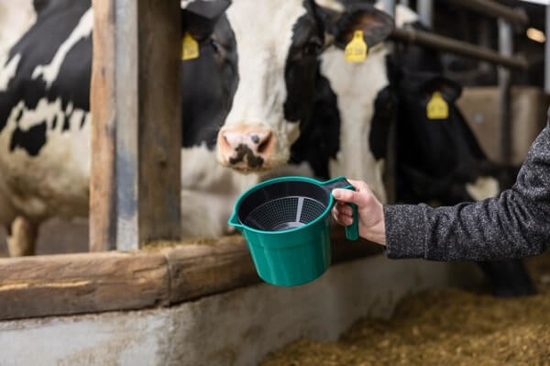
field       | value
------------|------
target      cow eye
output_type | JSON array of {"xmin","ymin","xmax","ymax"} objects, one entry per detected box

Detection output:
[
  {"xmin": 303, "ymin": 39, "xmax": 322, "ymax": 56},
  {"xmin": 211, "ymin": 39, "xmax": 222, "ymax": 53}
]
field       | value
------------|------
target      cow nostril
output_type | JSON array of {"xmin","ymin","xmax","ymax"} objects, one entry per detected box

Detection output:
[
  {"xmin": 256, "ymin": 132, "xmax": 273, "ymax": 154},
  {"xmin": 257, "ymin": 139, "xmax": 269, "ymax": 154},
  {"xmin": 251, "ymin": 135, "xmax": 260, "ymax": 144}
]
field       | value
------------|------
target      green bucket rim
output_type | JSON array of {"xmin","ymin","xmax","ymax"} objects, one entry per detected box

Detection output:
[{"xmin": 229, "ymin": 175, "xmax": 347, "ymax": 235}]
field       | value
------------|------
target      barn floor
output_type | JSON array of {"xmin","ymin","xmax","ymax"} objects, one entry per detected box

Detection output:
[{"xmin": 261, "ymin": 251, "xmax": 550, "ymax": 365}]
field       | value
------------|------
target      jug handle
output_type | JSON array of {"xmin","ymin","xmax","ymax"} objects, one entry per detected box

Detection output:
[
  {"xmin": 322, "ymin": 176, "xmax": 359, "ymax": 241},
  {"xmin": 228, "ymin": 211, "xmax": 244, "ymax": 233}
]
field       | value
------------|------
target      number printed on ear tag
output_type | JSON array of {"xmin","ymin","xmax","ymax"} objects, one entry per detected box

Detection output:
[
  {"xmin": 427, "ymin": 91, "xmax": 449, "ymax": 120},
  {"xmin": 182, "ymin": 32, "xmax": 199, "ymax": 61},
  {"xmin": 345, "ymin": 30, "xmax": 367, "ymax": 63}
]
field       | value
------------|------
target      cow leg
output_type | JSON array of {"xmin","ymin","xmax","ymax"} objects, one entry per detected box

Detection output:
[
  {"xmin": 476, "ymin": 260, "xmax": 537, "ymax": 297},
  {"xmin": 6, "ymin": 216, "xmax": 38, "ymax": 256}
]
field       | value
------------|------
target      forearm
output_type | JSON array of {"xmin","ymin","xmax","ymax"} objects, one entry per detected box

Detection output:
[
  {"xmin": 384, "ymin": 192, "xmax": 549, "ymax": 261},
  {"xmin": 385, "ymin": 125, "xmax": 550, "ymax": 261}
]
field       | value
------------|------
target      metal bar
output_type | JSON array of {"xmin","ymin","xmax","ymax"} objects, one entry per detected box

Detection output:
[
  {"xmin": 446, "ymin": 0, "xmax": 528, "ymax": 26},
  {"xmin": 498, "ymin": 19, "xmax": 513, "ymax": 165},
  {"xmin": 391, "ymin": 28, "xmax": 528, "ymax": 70},
  {"xmin": 477, "ymin": 17, "xmax": 493, "ymax": 74},
  {"xmin": 418, "ymin": 0, "xmax": 433, "ymax": 28},
  {"xmin": 546, "ymin": 4, "xmax": 550, "ymax": 93},
  {"xmin": 379, "ymin": 0, "xmax": 396, "ymax": 202},
  {"xmin": 115, "ymin": 0, "xmax": 139, "ymax": 250},
  {"xmin": 399, "ymin": 0, "xmax": 409, "ymax": 7}
]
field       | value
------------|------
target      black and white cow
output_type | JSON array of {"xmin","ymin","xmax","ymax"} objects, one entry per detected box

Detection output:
[
  {"xmin": 299, "ymin": 3, "xmax": 421, "ymax": 202},
  {"xmin": 395, "ymin": 72, "xmax": 499, "ymax": 204},
  {"xmin": 0, "ymin": 0, "xmax": 395, "ymax": 255},
  {"xmin": 393, "ymin": 71, "xmax": 535, "ymax": 296},
  {"xmin": 182, "ymin": 0, "xmax": 394, "ymax": 236}
]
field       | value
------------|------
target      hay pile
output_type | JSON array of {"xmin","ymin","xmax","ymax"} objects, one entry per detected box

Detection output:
[{"xmin": 261, "ymin": 252, "xmax": 550, "ymax": 365}]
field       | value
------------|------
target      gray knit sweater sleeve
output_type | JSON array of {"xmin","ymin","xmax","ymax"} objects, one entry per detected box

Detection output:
[{"xmin": 384, "ymin": 124, "xmax": 550, "ymax": 261}]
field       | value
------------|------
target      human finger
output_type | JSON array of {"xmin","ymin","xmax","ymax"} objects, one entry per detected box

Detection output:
[
  {"xmin": 332, "ymin": 188, "xmax": 371, "ymax": 208},
  {"xmin": 335, "ymin": 201, "xmax": 353, "ymax": 216},
  {"xmin": 332, "ymin": 210, "xmax": 353, "ymax": 226}
]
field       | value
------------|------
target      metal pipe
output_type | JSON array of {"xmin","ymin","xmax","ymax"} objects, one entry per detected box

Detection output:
[
  {"xmin": 477, "ymin": 18, "xmax": 493, "ymax": 74},
  {"xmin": 399, "ymin": 0, "xmax": 409, "ymax": 7},
  {"xmin": 418, "ymin": 0, "xmax": 433, "ymax": 28},
  {"xmin": 379, "ymin": 0, "xmax": 396, "ymax": 202},
  {"xmin": 115, "ymin": 0, "xmax": 139, "ymax": 251},
  {"xmin": 498, "ymin": 19, "xmax": 513, "ymax": 165},
  {"xmin": 446, "ymin": 0, "xmax": 528, "ymax": 26},
  {"xmin": 546, "ymin": 4, "xmax": 550, "ymax": 93},
  {"xmin": 391, "ymin": 28, "xmax": 528, "ymax": 70}
]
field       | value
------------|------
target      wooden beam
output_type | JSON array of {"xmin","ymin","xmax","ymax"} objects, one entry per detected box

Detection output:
[
  {"xmin": 0, "ymin": 252, "xmax": 169, "ymax": 320},
  {"xmin": 90, "ymin": 0, "xmax": 182, "ymax": 251},
  {"xmin": 166, "ymin": 236, "xmax": 259, "ymax": 304},
  {"xmin": 0, "ymin": 234, "xmax": 382, "ymax": 321},
  {"xmin": 90, "ymin": 0, "xmax": 117, "ymax": 252}
]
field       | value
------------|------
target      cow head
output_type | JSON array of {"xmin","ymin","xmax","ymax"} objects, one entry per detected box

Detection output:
[
  {"xmin": 396, "ymin": 71, "xmax": 500, "ymax": 204},
  {"xmin": 180, "ymin": 0, "xmax": 232, "ymax": 150},
  {"xmin": 397, "ymin": 72, "xmax": 469, "ymax": 177},
  {"xmin": 213, "ymin": 0, "xmax": 394, "ymax": 173}
]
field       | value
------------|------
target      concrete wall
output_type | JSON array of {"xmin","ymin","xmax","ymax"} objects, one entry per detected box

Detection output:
[
  {"xmin": 457, "ymin": 86, "xmax": 549, "ymax": 166},
  {"xmin": 0, "ymin": 255, "xmax": 482, "ymax": 366}
]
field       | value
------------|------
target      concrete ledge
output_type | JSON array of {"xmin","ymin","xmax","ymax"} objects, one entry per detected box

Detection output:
[{"xmin": 0, "ymin": 255, "xmax": 483, "ymax": 366}]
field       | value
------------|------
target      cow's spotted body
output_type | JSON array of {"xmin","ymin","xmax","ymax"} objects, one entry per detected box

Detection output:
[{"xmin": 0, "ymin": 1, "xmax": 92, "ymax": 230}]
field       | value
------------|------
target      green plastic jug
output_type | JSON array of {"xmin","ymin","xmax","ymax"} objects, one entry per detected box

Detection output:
[{"xmin": 228, "ymin": 176, "xmax": 359, "ymax": 287}]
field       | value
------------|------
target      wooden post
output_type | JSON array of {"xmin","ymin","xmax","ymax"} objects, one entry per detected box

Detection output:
[
  {"xmin": 91, "ymin": 0, "xmax": 182, "ymax": 251},
  {"xmin": 90, "ymin": 0, "xmax": 117, "ymax": 252}
]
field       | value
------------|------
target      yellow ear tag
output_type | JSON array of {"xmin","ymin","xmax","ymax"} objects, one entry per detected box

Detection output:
[
  {"xmin": 182, "ymin": 32, "xmax": 199, "ymax": 61},
  {"xmin": 427, "ymin": 91, "xmax": 449, "ymax": 120},
  {"xmin": 345, "ymin": 30, "xmax": 367, "ymax": 63}
]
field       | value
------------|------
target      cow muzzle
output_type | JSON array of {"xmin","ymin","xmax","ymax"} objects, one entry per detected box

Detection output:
[{"xmin": 217, "ymin": 126, "xmax": 276, "ymax": 171}]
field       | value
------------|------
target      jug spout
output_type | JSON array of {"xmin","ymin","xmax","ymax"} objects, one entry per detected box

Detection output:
[{"xmin": 228, "ymin": 212, "xmax": 244, "ymax": 233}]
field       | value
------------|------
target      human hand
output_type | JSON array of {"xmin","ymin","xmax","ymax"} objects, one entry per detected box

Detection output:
[{"xmin": 331, "ymin": 179, "xmax": 386, "ymax": 245}]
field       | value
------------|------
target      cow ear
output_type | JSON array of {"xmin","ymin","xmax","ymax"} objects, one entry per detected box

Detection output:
[
  {"xmin": 181, "ymin": 0, "xmax": 231, "ymax": 42},
  {"xmin": 315, "ymin": 1, "xmax": 394, "ymax": 50},
  {"xmin": 423, "ymin": 76, "xmax": 462, "ymax": 103}
]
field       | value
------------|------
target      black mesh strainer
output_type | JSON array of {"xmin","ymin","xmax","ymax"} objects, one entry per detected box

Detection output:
[{"xmin": 235, "ymin": 177, "xmax": 356, "ymax": 233}]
